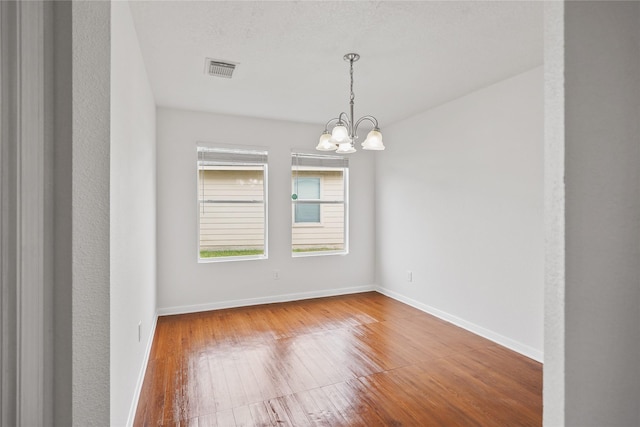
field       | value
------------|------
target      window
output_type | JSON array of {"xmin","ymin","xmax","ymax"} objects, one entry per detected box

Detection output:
[
  {"xmin": 291, "ymin": 152, "xmax": 348, "ymax": 256},
  {"xmin": 197, "ymin": 145, "xmax": 268, "ymax": 261}
]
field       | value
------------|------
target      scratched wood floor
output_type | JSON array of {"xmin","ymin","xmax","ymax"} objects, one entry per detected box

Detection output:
[{"xmin": 134, "ymin": 292, "xmax": 542, "ymax": 426}]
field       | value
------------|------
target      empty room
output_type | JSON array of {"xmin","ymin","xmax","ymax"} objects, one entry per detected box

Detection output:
[
  {"xmin": 114, "ymin": 1, "xmax": 545, "ymax": 425},
  {"xmin": 3, "ymin": 1, "xmax": 640, "ymax": 426}
]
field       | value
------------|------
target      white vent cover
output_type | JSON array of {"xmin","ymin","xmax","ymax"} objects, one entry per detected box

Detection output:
[{"xmin": 205, "ymin": 58, "xmax": 237, "ymax": 79}]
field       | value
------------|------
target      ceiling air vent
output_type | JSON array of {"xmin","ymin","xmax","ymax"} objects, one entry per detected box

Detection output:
[{"xmin": 205, "ymin": 58, "xmax": 237, "ymax": 79}]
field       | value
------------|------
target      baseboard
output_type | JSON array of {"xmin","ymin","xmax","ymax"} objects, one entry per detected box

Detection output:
[
  {"xmin": 126, "ymin": 311, "xmax": 159, "ymax": 427},
  {"xmin": 157, "ymin": 284, "xmax": 376, "ymax": 316},
  {"xmin": 375, "ymin": 286, "xmax": 544, "ymax": 363}
]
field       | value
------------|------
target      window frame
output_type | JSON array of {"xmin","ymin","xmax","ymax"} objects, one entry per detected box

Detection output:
[
  {"xmin": 196, "ymin": 144, "xmax": 269, "ymax": 263},
  {"xmin": 291, "ymin": 152, "xmax": 349, "ymax": 258}
]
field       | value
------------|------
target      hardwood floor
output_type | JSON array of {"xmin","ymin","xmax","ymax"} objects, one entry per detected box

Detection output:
[{"xmin": 134, "ymin": 292, "xmax": 542, "ymax": 426}]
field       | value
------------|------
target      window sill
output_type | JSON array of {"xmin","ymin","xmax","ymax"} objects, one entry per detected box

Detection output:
[
  {"xmin": 198, "ymin": 254, "xmax": 268, "ymax": 263},
  {"xmin": 292, "ymin": 250, "xmax": 347, "ymax": 258}
]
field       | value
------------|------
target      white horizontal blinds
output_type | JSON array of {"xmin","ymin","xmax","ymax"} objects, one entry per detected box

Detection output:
[
  {"xmin": 198, "ymin": 145, "xmax": 268, "ymax": 257},
  {"xmin": 198, "ymin": 146, "xmax": 268, "ymax": 166},
  {"xmin": 291, "ymin": 152, "xmax": 348, "ymax": 169}
]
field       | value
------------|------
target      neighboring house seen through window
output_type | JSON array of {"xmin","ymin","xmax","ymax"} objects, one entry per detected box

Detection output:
[
  {"xmin": 197, "ymin": 145, "xmax": 268, "ymax": 261},
  {"xmin": 291, "ymin": 152, "xmax": 348, "ymax": 256}
]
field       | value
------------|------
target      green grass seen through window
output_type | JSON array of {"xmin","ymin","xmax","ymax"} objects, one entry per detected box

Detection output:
[
  {"xmin": 293, "ymin": 247, "xmax": 340, "ymax": 253},
  {"xmin": 199, "ymin": 247, "xmax": 342, "ymax": 258},
  {"xmin": 200, "ymin": 249, "xmax": 264, "ymax": 258}
]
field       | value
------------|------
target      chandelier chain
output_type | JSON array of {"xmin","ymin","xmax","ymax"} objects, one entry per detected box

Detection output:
[{"xmin": 349, "ymin": 59, "xmax": 355, "ymax": 104}]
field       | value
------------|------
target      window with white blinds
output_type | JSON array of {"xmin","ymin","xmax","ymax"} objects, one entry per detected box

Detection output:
[
  {"xmin": 197, "ymin": 145, "xmax": 268, "ymax": 261},
  {"xmin": 291, "ymin": 152, "xmax": 348, "ymax": 256}
]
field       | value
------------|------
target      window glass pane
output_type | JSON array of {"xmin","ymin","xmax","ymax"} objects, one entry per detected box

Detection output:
[{"xmin": 198, "ymin": 147, "xmax": 267, "ymax": 261}]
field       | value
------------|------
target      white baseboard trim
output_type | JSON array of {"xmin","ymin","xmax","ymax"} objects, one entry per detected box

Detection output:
[
  {"xmin": 126, "ymin": 311, "xmax": 159, "ymax": 427},
  {"xmin": 375, "ymin": 286, "xmax": 544, "ymax": 363},
  {"xmin": 157, "ymin": 285, "xmax": 376, "ymax": 316}
]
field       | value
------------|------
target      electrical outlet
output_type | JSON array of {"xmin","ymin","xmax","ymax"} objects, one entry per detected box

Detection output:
[
  {"xmin": 138, "ymin": 321, "xmax": 142, "ymax": 342},
  {"xmin": 273, "ymin": 269, "xmax": 280, "ymax": 280},
  {"xmin": 407, "ymin": 270, "xmax": 413, "ymax": 282}
]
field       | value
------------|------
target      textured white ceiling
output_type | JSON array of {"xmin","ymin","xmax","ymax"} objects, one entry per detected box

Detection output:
[{"xmin": 129, "ymin": 1, "xmax": 543, "ymax": 127}]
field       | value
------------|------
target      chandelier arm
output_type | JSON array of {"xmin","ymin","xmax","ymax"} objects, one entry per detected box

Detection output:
[
  {"xmin": 338, "ymin": 111, "xmax": 352, "ymax": 126},
  {"xmin": 354, "ymin": 116, "xmax": 379, "ymax": 134},
  {"xmin": 324, "ymin": 114, "xmax": 351, "ymax": 130},
  {"xmin": 323, "ymin": 117, "xmax": 341, "ymax": 131}
]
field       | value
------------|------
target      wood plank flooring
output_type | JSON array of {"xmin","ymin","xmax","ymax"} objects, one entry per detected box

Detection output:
[{"xmin": 134, "ymin": 292, "xmax": 542, "ymax": 426}]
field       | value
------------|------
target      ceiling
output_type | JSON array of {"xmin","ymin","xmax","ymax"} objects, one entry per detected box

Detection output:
[{"xmin": 129, "ymin": 1, "xmax": 543, "ymax": 127}]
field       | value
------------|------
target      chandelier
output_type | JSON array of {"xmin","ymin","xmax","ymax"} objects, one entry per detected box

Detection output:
[{"xmin": 316, "ymin": 53, "xmax": 385, "ymax": 153}]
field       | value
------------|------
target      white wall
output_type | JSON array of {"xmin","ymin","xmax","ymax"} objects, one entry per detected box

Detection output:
[
  {"xmin": 71, "ymin": 1, "xmax": 111, "ymax": 424},
  {"xmin": 110, "ymin": 2, "xmax": 157, "ymax": 426},
  {"xmin": 156, "ymin": 108, "xmax": 375, "ymax": 312},
  {"xmin": 543, "ymin": 2, "xmax": 565, "ymax": 425},
  {"xmin": 376, "ymin": 67, "xmax": 544, "ymax": 361},
  {"xmin": 561, "ymin": 2, "xmax": 640, "ymax": 426}
]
